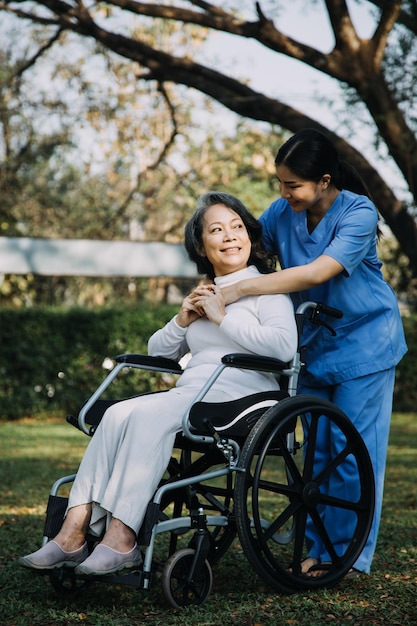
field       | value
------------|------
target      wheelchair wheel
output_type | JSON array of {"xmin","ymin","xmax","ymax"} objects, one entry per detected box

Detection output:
[
  {"xmin": 162, "ymin": 548, "xmax": 213, "ymax": 607},
  {"xmin": 234, "ymin": 394, "xmax": 375, "ymax": 593},
  {"xmin": 158, "ymin": 448, "xmax": 236, "ymax": 565}
]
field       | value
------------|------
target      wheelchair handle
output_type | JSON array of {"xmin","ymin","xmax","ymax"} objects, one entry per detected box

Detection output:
[
  {"xmin": 295, "ymin": 301, "xmax": 343, "ymax": 319},
  {"xmin": 315, "ymin": 303, "xmax": 343, "ymax": 319}
]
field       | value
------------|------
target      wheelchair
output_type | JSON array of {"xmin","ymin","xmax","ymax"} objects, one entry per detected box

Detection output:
[{"xmin": 37, "ymin": 301, "xmax": 375, "ymax": 607}]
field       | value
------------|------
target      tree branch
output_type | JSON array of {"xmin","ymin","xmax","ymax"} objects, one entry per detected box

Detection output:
[
  {"xmin": 324, "ymin": 0, "xmax": 360, "ymax": 49},
  {"xmin": 372, "ymin": 0, "xmax": 402, "ymax": 68},
  {"xmin": 367, "ymin": 0, "xmax": 417, "ymax": 35}
]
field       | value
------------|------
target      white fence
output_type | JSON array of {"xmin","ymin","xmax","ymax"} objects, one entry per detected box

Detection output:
[{"xmin": 0, "ymin": 237, "xmax": 198, "ymax": 278}]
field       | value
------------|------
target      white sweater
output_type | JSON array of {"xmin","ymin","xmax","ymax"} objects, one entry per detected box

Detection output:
[{"xmin": 148, "ymin": 266, "xmax": 297, "ymax": 399}]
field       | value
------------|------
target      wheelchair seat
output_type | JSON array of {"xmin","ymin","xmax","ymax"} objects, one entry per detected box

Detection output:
[
  {"xmin": 188, "ymin": 390, "xmax": 289, "ymax": 438},
  {"xmin": 70, "ymin": 390, "xmax": 289, "ymax": 441}
]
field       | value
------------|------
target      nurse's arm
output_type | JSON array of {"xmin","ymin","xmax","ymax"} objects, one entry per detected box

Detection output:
[{"xmin": 222, "ymin": 255, "xmax": 344, "ymax": 304}]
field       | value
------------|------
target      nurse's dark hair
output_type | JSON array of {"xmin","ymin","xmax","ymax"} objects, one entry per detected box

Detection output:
[
  {"xmin": 184, "ymin": 191, "xmax": 276, "ymax": 280},
  {"xmin": 275, "ymin": 128, "xmax": 372, "ymax": 198},
  {"xmin": 275, "ymin": 128, "xmax": 381, "ymax": 236}
]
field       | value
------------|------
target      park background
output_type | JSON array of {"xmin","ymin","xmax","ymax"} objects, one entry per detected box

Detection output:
[{"xmin": 1, "ymin": 1, "xmax": 417, "ymax": 624}]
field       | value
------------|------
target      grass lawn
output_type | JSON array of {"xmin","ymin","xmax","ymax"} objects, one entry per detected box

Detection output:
[{"xmin": 0, "ymin": 413, "xmax": 416, "ymax": 626}]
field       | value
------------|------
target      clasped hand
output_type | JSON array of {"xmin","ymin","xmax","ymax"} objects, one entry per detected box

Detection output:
[{"xmin": 177, "ymin": 284, "xmax": 226, "ymax": 327}]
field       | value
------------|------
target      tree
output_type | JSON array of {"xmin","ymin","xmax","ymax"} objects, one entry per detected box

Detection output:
[
  {"xmin": 0, "ymin": 15, "xmax": 288, "ymax": 306},
  {"xmin": 1, "ymin": 0, "xmax": 416, "ymax": 273}
]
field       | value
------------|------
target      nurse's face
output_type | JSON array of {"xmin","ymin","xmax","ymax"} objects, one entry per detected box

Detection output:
[{"xmin": 276, "ymin": 164, "xmax": 331, "ymax": 216}]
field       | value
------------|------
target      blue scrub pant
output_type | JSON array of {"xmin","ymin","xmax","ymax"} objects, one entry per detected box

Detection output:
[{"xmin": 298, "ymin": 367, "xmax": 395, "ymax": 573}]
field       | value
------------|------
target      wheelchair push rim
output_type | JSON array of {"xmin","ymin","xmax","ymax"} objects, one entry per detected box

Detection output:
[{"xmin": 234, "ymin": 394, "xmax": 375, "ymax": 594}]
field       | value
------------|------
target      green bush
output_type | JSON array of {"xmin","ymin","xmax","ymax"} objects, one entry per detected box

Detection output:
[
  {"xmin": 0, "ymin": 304, "xmax": 177, "ymax": 419},
  {"xmin": 0, "ymin": 306, "xmax": 415, "ymax": 419}
]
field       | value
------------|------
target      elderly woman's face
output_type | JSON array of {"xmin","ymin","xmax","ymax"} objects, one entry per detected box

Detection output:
[{"xmin": 200, "ymin": 204, "xmax": 251, "ymax": 276}]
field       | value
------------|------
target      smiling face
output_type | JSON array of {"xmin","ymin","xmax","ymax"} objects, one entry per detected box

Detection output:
[
  {"xmin": 276, "ymin": 163, "xmax": 332, "ymax": 217},
  {"xmin": 200, "ymin": 203, "xmax": 252, "ymax": 277}
]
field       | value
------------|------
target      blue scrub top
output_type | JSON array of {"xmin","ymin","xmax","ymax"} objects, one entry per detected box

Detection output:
[{"xmin": 260, "ymin": 190, "xmax": 407, "ymax": 385}]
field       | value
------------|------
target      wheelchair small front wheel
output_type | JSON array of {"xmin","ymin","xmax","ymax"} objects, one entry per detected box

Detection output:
[{"xmin": 161, "ymin": 548, "xmax": 213, "ymax": 608}]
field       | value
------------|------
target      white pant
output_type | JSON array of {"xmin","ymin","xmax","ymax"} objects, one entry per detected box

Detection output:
[{"xmin": 68, "ymin": 387, "xmax": 234, "ymax": 536}]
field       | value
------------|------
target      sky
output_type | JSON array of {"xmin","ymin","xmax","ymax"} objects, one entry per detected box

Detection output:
[{"xmin": 204, "ymin": 1, "xmax": 374, "ymax": 117}]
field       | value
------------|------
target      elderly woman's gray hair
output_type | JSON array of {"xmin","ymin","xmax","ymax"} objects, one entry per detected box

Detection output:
[{"xmin": 184, "ymin": 191, "xmax": 276, "ymax": 279}]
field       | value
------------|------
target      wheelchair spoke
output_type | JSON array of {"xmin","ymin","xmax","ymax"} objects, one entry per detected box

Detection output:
[
  {"xmin": 255, "ymin": 476, "xmax": 299, "ymax": 499},
  {"xmin": 289, "ymin": 507, "xmax": 309, "ymax": 575},
  {"xmin": 318, "ymin": 491, "xmax": 369, "ymax": 514},
  {"xmin": 258, "ymin": 498, "xmax": 302, "ymax": 543},
  {"xmin": 313, "ymin": 444, "xmax": 351, "ymax": 486},
  {"xmin": 307, "ymin": 507, "xmax": 343, "ymax": 566}
]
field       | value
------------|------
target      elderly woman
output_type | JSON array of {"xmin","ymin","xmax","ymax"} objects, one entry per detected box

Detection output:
[{"xmin": 19, "ymin": 191, "xmax": 297, "ymax": 577}]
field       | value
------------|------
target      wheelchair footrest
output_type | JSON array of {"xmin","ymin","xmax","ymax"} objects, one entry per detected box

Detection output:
[
  {"xmin": 43, "ymin": 495, "xmax": 68, "ymax": 539},
  {"xmin": 138, "ymin": 502, "xmax": 161, "ymax": 547},
  {"xmin": 80, "ymin": 568, "xmax": 144, "ymax": 588}
]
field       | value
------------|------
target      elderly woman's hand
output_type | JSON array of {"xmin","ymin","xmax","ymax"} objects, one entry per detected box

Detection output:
[
  {"xmin": 176, "ymin": 293, "xmax": 204, "ymax": 328},
  {"xmin": 190, "ymin": 284, "xmax": 226, "ymax": 326}
]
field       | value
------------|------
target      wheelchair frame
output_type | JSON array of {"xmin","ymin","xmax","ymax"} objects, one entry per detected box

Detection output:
[{"xmin": 37, "ymin": 301, "xmax": 375, "ymax": 607}]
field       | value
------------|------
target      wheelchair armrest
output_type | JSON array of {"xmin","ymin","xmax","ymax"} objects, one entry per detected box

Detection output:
[
  {"xmin": 221, "ymin": 353, "xmax": 290, "ymax": 374},
  {"xmin": 116, "ymin": 353, "xmax": 183, "ymax": 373}
]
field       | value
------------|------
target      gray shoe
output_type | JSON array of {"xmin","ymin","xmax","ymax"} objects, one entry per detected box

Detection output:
[
  {"xmin": 74, "ymin": 543, "xmax": 142, "ymax": 576},
  {"xmin": 18, "ymin": 540, "xmax": 89, "ymax": 570}
]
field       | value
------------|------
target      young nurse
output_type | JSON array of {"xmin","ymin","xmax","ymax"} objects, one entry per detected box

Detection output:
[{"xmin": 221, "ymin": 128, "xmax": 407, "ymax": 577}]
